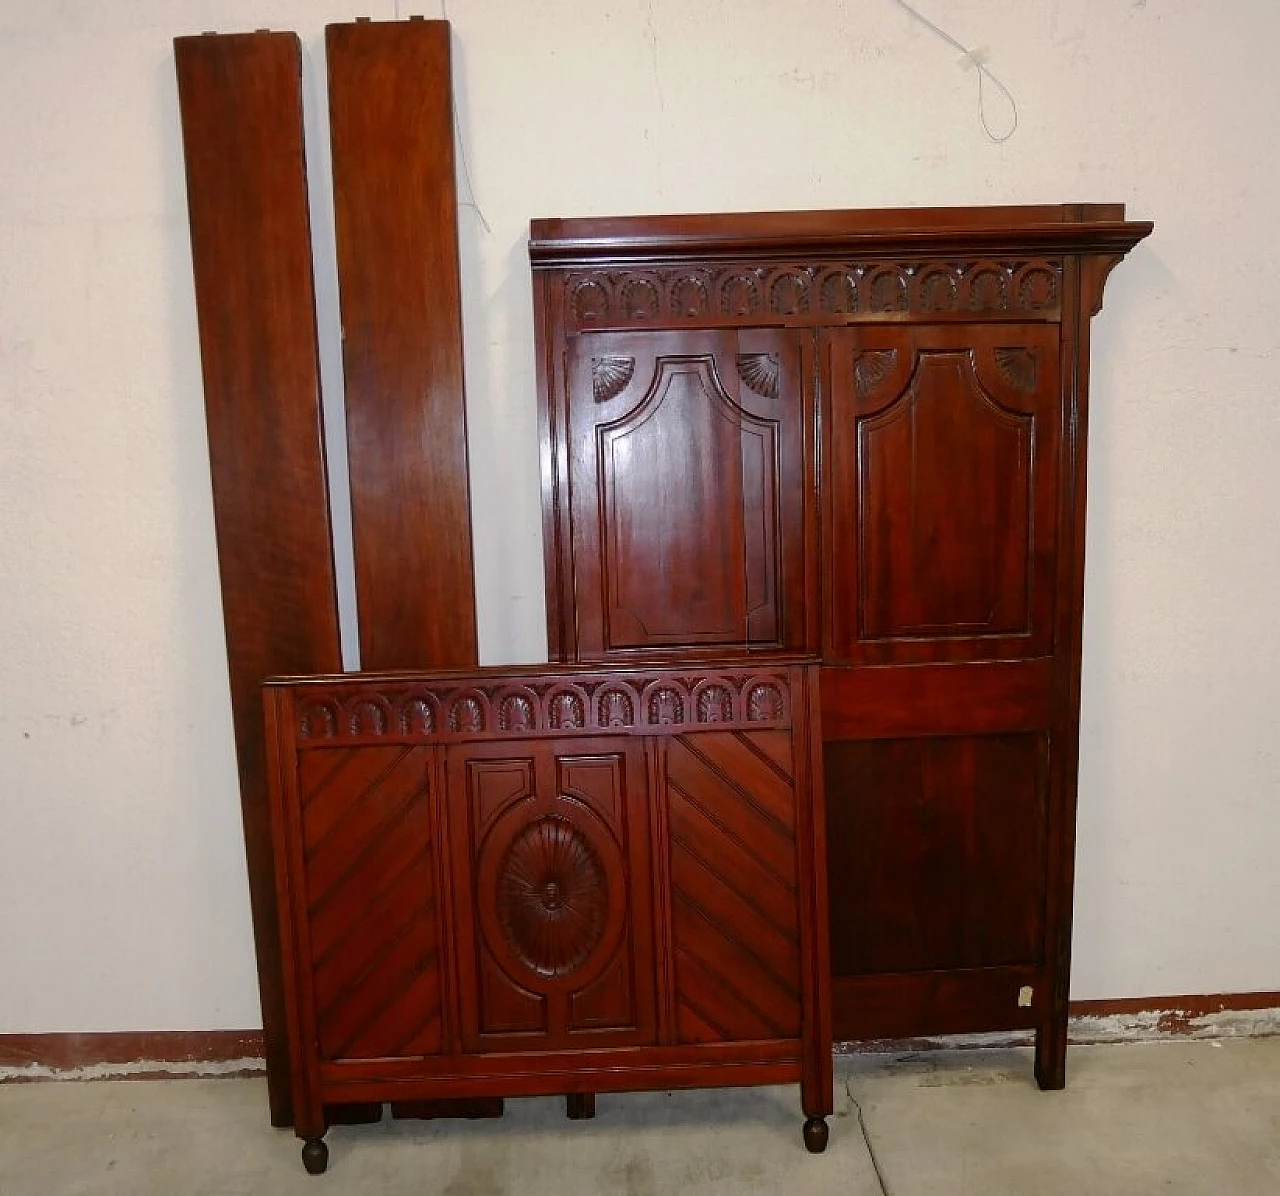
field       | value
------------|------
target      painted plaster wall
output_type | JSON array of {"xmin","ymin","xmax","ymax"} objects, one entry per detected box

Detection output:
[{"xmin": 1, "ymin": 0, "xmax": 1276, "ymax": 1032}]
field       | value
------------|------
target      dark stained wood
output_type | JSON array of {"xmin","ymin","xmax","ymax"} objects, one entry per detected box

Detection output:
[
  {"xmin": 824, "ymin": 734, "xmax": 1048, "ymax": 976},
  {"xmin": 831, "ymin": 967, "xmax": 1042, "ymax": 1040},
  {"xmin": 174, "ymin": 31, "xmax": 342, "ymax": 1128},
  {"xmin": 530, "ymin": 205, "xmax": 1151, "ymax": 1089},
  {"xmin": 823, "ymin": 324, "xmax": 1061, "ymax": 665},
  {"xmin": 820, "ymin": 660, "xmax": 1053, "ymax": 739},
  {"xmin": 326, "ymin": 19, "xmax": 476, "ymax": 670},
  {"xmin": 264, "ymin": 662, "xmax": 831, "ymax": 1166}
]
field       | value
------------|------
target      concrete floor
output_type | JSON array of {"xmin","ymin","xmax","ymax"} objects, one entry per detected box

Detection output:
[{"xmin": 0, "ymin": 1039, "xmax": 1277, "ymax": 1194}]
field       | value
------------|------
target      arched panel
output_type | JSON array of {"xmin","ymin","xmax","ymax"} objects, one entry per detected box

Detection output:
[
  {"xmin": 599, "ymin": 355, "xmax": 780, "ymax": 648},
  {"xmin": 859, "ymin": 350, "xmax": 1035, "ymax": 640},
  {"xmin": 825, "ymin": 323, "xmax": 1060, "ymax": 663}
]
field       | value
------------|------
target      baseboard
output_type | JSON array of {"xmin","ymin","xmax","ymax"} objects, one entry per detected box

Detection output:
[
  {"xmin": 0, "ymin": 1030, "xmax": 265, "ymax": 1081},
  {"xmin": 5, "ymin": 992, "xmax": 1278, "ymax": 1081},
  {"xmin": 836, "ymin": 990, "xmax": 1280, "ymax": 1054}
]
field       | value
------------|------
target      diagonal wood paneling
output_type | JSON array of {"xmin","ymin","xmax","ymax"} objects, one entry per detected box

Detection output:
[
  {"xmin": 666, "ymin": 733, "xmax": 801, "ymax": 1044},
  {"xmin": 298, "ymin": 748, "xmax": 443, "ymax": 1061}
]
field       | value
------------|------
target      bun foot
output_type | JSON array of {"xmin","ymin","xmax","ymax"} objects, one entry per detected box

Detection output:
[
  {"xmin": 301, "ymin": 1137, "xmax": 329, "ymax": 1175},
  {"xmin": 803, "ymin": 1115, "xmax": 829, "ymax": 1154}
]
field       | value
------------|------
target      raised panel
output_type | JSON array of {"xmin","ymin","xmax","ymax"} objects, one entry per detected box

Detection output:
[
  {"xmin": 665, "ymin": 732, "xmax": 802, "ymax": 1043},
  {"xmin": 565, "ymin": 330, "xmax": 811, "ymax": 659},
  {"xmin": 297, "ymin": 747, "xmax": 443, "ymax": 1062},
  {"xmin": 825, "ymin": 325, "xmax": 1060, "ymax": 664},
  {"xmin": 861, "ymin": 353, "xmax": 1033, "ymax": 637},
  {"xmin": 451, "ymin": 739, "xmax": 657, "ymax": 1051},
  {"xmin": 824, "ymin": 733, "xmax": 1048, "ymax": 977}
]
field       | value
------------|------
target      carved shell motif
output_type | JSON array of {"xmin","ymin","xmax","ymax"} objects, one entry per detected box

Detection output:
[
  {"xmin": 854, "ymin": 350, "xmax": 899, "ymax": 399},
  {"xmin": 735, "ymin": 353, "xmax": 780, "ymax": 400},
  {"xmin": 497, "ymin": 817, "xmax": 608, "ymax": 977},
  {"xmin": 591, "ymin": 356, "xmax": 635, "ymax": 404},
  {"xmin": 994, "ymin": 347, "xmax": 1038, "ymax": 393}
]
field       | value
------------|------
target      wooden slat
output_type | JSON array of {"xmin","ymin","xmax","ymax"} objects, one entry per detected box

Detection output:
[
  {"xmin": 821, "ymin": 659, "xmax": 1054, "ymax": 740},
  {"xmin": 832, "ymin": 967, "xmax": 1042, "ymax": 1041},
  {"xmin": 326, "ymin": 19, "xmax": 477, "ymax": 670},
  {"xmin": 174, "ymin": 30, "xmax": 342, "ymax": 1128}
]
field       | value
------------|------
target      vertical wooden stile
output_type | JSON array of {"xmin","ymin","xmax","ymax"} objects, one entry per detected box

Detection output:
[
  {"xmin": 326, "ymin": 19, "xmax": 478, "ymax": 670},
  {"xmin": 174, "ymin": 31, "xmax": 342, "ymax": 1128}
]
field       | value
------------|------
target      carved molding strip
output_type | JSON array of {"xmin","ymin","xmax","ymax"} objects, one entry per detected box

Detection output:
[
  {"xmin": 289, "ymin": 669, "xmax": 794, "ymax": 745},
  {"xmin": 735, "ymin": 352, "xmax": 780, "ymax": 399},
  {"xmin": 591, "ymin": 355, "xmax": 635, "ymax": 403},
  {"xmin": 566, "ymin": 259, "xmax": 1063, "ymax": 329}
]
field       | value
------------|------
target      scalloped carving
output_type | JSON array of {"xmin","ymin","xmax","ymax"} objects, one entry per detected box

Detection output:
[
  {"xmin": 854, "ymin": 350, "xmax": 899, "ymax": 399},
  {"xmin": 398, "ymin": 697, "xmax": 434, "ymax": 735},
  {"xmin": 671, "ymin": 275, "xmax": 709, "ymax": 317},
  {"xmin": 621, "ymin": 277, "xmax": 660, "ymax": 320},
  {"xmin": 299, "ymin": 702, "xmax": 337, "ymax": 739},
  {"xmin": 919, "ymin": 268, "xmax": 959, "ymax": 312},
  {"xmin": 820, "ymin": 270, "xmax": 858, "ymax": 314},
  {"xmin": 994, "ymin": 346, "xmax": 1038, "ymax": 393},
  {"xmin": 449, "ymin": 695, "xmax": 486, "ymax": 733},
  {"xmin": 769, "ymin": 271, "xmax": 810, "ymax": 315},
  {"xmin": 868, "ymin": 270, "xmax": 908, "ymax": 313},
  {"xmin": 562, "ymin": 260, "xmax": 1060, "ymax": 326},
  {"xmin": 966, "ymin": 266, "xmax": 1009, "ymax": 311},
  {"xmin": 347, "ymin": 699, "xmax": 388, "ymax": 736},
  {"xmin": 596, "ymin": 688, "xmax": 635, "ymax": 728},
  {"xmin": 498, "ymin": 694, "xmax": 537, "ymax": 732},
  {"xmin": 570, "ymin": 278, "xmax": 609, "ymax": 323},
  {"xmin": 591, "ymin": 356, "xmax": 635, "ymax": 404},
  {"xmin": 735, "ymin": 352, "xmax": 780, "ymax": 400},
  {"xmin": 648, "ymin": 686, "xmax": 685, "ymax": 725},
  {"xmin": 1017, "ymin": 266, "xmax": 1058, "ymax": 311},
  {"xmin": 719, "ymin": 273, "xmax": 761, "ymax": 317},
  {"xmin": 696, "ymin": 685, "xmax": 733, "ymax": 724},
  {"xmin": 747, "ymin": 683, "xmax": 785, "ymax": 722},
  {"xmin": 547, "ymin": 690, "xmax": 586, "ymax": 730},
  {"xmin": 497, "ymin": 817, "xmax": 608, "ymax": 978}
]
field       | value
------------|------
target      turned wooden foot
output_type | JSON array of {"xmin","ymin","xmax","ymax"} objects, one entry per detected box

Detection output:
[
  {"xmin": 803, "ymin": 1115, "xmax": 828, "ymax": 1154},
  {"xmin": 301, "ymin": 1137, "xmax": 329, "ymax": 1175},
  {"xmin": 566, "ymin": 1092, "xmax": 596, "ymax": 1120}
]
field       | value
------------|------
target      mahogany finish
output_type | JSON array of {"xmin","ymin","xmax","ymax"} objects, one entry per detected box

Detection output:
[
  {"xmin": 327, "ymin": 19, "xmax": 477, "ymax": 670},
  {"xmin": 174, "ymin": 31, "xmax": 342, "ymax": 1127},
  {"xmin": 531, "ymin": 204, "xmax": 1152, "ymax": 1088},
  {"xmin": 265, "ymin": 662, "xmax": 831, "ymax": 1171}
]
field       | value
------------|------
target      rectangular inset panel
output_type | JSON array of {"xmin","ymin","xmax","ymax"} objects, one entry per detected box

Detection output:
[
  {"xmin": 174, "ymin": 31, "xmax": 341, "ymax": 1127},
  {"xmin": 824, "ymin": 733, "xmax": 1048, "ymax": 977},
  {"xmin": 666, "ymin": 732, "xmax": 802, "ymax": 1043},
  {"xmin": 298, "ymin": 747, "xmax": 443, "ymax": 1061},
  {"xmin": 565, "ymin": 329, "xmax": 811, "ymax": 658},
  {"xmin": 824, "ymin": 325, "xmax": 1060, "ymax": 664},
  {"xmin": 447, "ymin": 739, "xmax": 657, "ymax": 1051},
  {"xmin": 327, "ymin": 19, "xmax": 477, "ymax": 670}
]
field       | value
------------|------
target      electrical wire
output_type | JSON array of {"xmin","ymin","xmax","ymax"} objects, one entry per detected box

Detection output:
[{"xmin": 889, "ymin": 0, "xmax": 1019, "ymax": 143}]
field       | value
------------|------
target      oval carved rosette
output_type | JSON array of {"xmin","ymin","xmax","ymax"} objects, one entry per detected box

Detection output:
[{"xmin": 475, "ymin": 799, "xmax": 628, "ymax": 993}]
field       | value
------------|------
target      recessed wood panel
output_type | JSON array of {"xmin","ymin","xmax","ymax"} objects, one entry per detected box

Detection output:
[
  {"xmin": 565, "ymin": 330, "xmax": 811, "ymax": 659},
  {"xmin": 450, "ymin": 740, "xmax": 657, "ymax": 1051},
  {"xmin": 824, "ymin": 325, "xmax": 1061, "ymax": 664},
  {"xmin": 824, "ymin": 733, "xmax": 1048, "ymax": 978},
  {"xmin": 326, "ymin": 19, "xmax": 476, "ymax": 670},
  {"xmin": 666, "ymin": 732, "xmax": 802, "ymax": 1043},
  {"xmin": 298, "ymin": 747, "xmax": 442, "ymax": 1062},
  {"xmin": 173, "ymin": 30, "xmax": 342, "ymax": 1127}
]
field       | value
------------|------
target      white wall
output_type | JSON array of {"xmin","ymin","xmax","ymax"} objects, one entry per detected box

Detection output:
[{"xmin": 1, "ymin": 0, "xmax": 1277, "ymax": 1033}]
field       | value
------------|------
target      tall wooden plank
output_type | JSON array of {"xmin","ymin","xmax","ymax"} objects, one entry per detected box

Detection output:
[
  {"xmin": 326, "ymin": 19, "xmax": 478, "ymax": 670},
  {"xmin": 174, "ymin": 31, "xmax": 341, "ymax": 1128}
]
